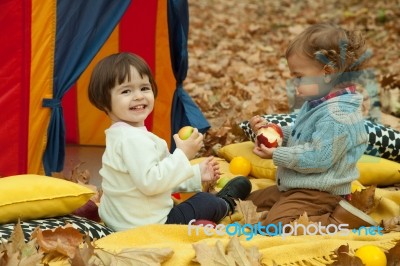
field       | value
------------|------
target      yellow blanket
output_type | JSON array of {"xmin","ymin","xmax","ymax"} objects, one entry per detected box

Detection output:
[{"xmin": 94, "ymin": 179, "xmax": 400, "ymax": 266}]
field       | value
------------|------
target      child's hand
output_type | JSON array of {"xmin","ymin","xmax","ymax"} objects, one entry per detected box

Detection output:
[
  {"xmin": 253, "ymin": 143, "xmax": 275, "ymax": 159},
  {"xmin": 173, "ymin": 128, "xmax": 203, "ymax": 160},
  {"xmin": 199, "ymin": 156, "xmax": 220, "ymax": 182},
  {"xmin": 249, "ymin": 115, "xmax": 267, "ymax": 133}
]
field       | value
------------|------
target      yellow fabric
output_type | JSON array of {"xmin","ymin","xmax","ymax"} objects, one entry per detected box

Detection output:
[
  {"xmin": 217, "ymin": 141, "xmax": 277, "ymax": 180},
  {"xmin": 357, "ymin": 155, "xmax": 400, "ymax": 186},
  {"xmin": 94, "ymin": 224, "xmax": 400, "ymax": 266},
  {"xmin": 218, "ymin": 141, "xmax": 400, "ymax": 186},
  {"xmin": 93, "ymin": 178, "xmax": 400, "ymax": 265},
  {"xmin": 0, "ymin": 175, "xmax": 94, "ymax": 224},
  {"xmin": 28, "ymin": 0, "xmax": 56, "ymax": 175}
]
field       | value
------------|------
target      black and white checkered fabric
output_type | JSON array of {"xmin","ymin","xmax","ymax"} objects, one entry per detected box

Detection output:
[
  {"xmin": 0, "ymin": 215, "xmax": 114, "ymax": 242},
  {"xmin": 239, "ymin": 114, "xmax": 400, "ymax": 162}
]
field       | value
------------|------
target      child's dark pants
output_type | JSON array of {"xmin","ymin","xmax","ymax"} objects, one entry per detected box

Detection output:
[{"xmin": 165, "ymin": 192, "xmax": 228, "ymax": 224}]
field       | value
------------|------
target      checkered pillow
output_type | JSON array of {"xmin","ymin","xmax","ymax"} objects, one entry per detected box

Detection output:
[
  {"xmin": 0, "ymin": 215, "xmax": 114, "ymax": 242},
  {"xmin": 239, "ymin": 114, "xmax": 400, "ymax": 162}
]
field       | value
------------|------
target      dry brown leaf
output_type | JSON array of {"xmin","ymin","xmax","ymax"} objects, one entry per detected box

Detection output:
[
  {"xmin": 70, "ymin": 234, "xmax": 96, "ymax": 266},
  {"xmin": 290, "ymin": 212, "xmax": 320, "ymax": 236},
  {"xmin": 3, "ymin": 224, "xmax": 174, "ymax": 265},
  {"xmin": 192, "ymin": 237, "xmax": 263, "ymax": 266},
  {"xmin": 328, "ymin": 244, "xmax": 364, "ymax": 266},
  {"xmin": 0, "ymin": 221, "xmax": 43, "ymax": 266},
  {"xmin": 350, "ymin": 185, "xmax": 379, "ymax": 214},
  {"xmin": 52, "ymin": 163, "xmax": 102, "ymax": 204},
  {"xmin": 386, "ymin": 239, "xmax": 400, "ymax": 266},
  {"xmin": 33, "ymin": 226, "xmax": 84, "ymax": 258},
  {"xmin": 380, "ymin": 216, "xmax": 400, "ymax": 233},
  {"xmin": 92, "ymin": 247, "xmax": 174, "ymax": 266},
  {"xmin": 226, "ymin": 236, "xmax": 263, "ymax": 266},
  {"xmin": 236, "ymin": 200, "xmax": 268, "ymax": 225}
]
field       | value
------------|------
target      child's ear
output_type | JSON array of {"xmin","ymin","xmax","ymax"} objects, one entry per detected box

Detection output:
[{"xmin": 323, "ymin": 64, "xmax": 335, "ymax": 75}]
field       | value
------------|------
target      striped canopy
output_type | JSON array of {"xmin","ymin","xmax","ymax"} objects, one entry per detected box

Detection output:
[{"xmin": 0, "ymin": 0, "xmax": 209, "ymax": 177}]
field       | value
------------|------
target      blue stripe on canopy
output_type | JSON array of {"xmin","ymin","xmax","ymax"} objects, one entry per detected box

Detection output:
[
  {"xmin": 168, "ymin": 0, "xmax": 210, "ymax": 150},
  {"xmin": 42, "ymin": 0, "xmax": 131, "ymax": 175}
]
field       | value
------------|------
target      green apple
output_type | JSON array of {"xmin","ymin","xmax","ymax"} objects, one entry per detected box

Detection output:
[
  {"xmin": 178, "ymin": 126, "xmax": 194, "ymax": 140},
  {"xmin": 216, "ymin": 176, "xmax": 230, "ymax": 188}
]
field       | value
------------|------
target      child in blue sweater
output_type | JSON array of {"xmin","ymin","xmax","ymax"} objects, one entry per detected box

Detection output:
[{"xmin": 248, "ymin": 23, "xmax": 376, "ymax": 231}]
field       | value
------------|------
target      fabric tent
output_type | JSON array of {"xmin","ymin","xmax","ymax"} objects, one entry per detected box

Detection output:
[{"xmin": 0, "ymin": 0, "xmax": 209, "ymax": 177}]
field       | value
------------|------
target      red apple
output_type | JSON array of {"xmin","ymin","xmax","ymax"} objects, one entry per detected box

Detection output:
[
  {"xmin": 72, "ymin": 200, "xmax": 100, "ymax": 222},
  {"xmin": 256, "ymin": 123, "xmax": 283, "ymax": 148},
  {"xmin": 192, "ymin": 219, "xmax": 216, "ymax": 228},
  {"xmin": 178, "ymin": 126, "xmax": 194, "ymax": 140}
]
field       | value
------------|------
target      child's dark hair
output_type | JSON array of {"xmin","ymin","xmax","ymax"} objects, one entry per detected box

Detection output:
[
  {"xmin": 88, "ymin": 52, "xmax": 158, "ymax": 113},
  {"xmin": 285, "ymin": 23, "xmax": 369, "ymax": 75}
]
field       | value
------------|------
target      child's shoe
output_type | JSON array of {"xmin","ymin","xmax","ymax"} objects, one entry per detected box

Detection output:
[
  {"xmin": 331, "ymin": 200, "xmax": 377, "ymax": 229},
  {"xmin": 216, "ymin": 176, "xmax": 252, "ymax": 212}
]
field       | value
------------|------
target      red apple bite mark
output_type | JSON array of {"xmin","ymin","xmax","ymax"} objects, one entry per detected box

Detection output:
[{"xmin": 256, "ymin": 123, "xmax": 283, "ymax": 148}]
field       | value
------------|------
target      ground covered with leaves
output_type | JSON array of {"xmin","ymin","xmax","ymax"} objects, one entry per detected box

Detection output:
[{"xmin": 184, "ymin": 0, "xmax": 400, "ymax": 155}]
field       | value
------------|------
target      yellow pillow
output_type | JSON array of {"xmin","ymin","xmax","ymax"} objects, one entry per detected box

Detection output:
[
  {"xmin": 218, "ymin": 142, "xmax": 400, "ymax": 186},
  {"xmin": 357, "ymin": 155, "xmax": 400, "ymax": 186},
  {"xmin": 217, "ymin": 141, "xmax": 276, "ymax": 180},
  {"xmin": 0, "ymin": 174, "xmax": 94, "ymax": 224}
]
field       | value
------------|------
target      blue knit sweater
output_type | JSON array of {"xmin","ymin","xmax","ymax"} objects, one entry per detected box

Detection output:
[{"xmin": 273, "ymin": 93, "xmax": 368, "ymax": 195}]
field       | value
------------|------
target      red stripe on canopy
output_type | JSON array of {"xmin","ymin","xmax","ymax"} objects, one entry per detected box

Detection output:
[
  {"xmin": 119, "ymin": 0, "xmax": 158, "ymax": 131},
  {"xmin": 0, "ymin": 0, "xmax": 30, "ymax": 176}
]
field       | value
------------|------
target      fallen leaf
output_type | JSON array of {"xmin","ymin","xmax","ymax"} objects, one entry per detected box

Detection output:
[
  {"xmin": 192, "ymin": 236, "xmax": 263, "ymax": 266},
  {"xmin": 70, "ymin": 234, "xmax": 95, "ymax": 266},
  {"xmin": 226, "ymin": 236, "xmax": 263, "ymax": 266},
  {"xmin": 386, "ymin": 239, "xmax": 400, "ymax": 266},
  {"xmin": 328, "ymin": 244, "xmax": 364, "ymax": 266},
  {"xmin": 92, "ymin": 247, "xmax": 174, "ymax": 266},
  {"xmin": 236, "ymin": 200, "xmax": 268, "ymax": 225},
  {"xmin": 33, "ymin": 226, "xmax": 84, "ymax": 258},
  {"xmin": 380, "ymin": 216, "xmax": 400, "ymax": 233},
  {"xmin": 0, "ymin": 221, "xmax": 43, "ymax": 266},
  {"xmin": 349, "ymin": 185, "xmax": 379, "ymax": 214},
  {"xmin": 10, "ymin": 219, "xmax": 26, "ymax": 253},
  {"xmin": 192, "ymin": 240, "xmax": 237, "ymax": 266},
  {"xmin": 289, "ymin": 212, "xmax": 319, "ymax": 235}
]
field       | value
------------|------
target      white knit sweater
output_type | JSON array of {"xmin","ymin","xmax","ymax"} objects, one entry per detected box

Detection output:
[{"xmin": 98, "ymin": 122, "xmax": 202, "ymax": 231}]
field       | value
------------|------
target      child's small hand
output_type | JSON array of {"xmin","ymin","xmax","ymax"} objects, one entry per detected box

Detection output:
[
  {"xmin": 199, "ymin": 156, "xmax": 220, "ymax": 182},
  {"xmin": 249, "ymin": 115, "xmax": 268, "ymax": 133},
  {"xmin": 173, "ymin": 128, "xmax": 203, "ymax": 159},
  {"xmin": 253, "ymin": 143, "xmax": 275, "ymax": 159}
]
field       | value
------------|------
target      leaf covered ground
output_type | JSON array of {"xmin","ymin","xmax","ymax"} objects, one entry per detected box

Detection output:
[{"xmin": 184, "ymin": 0, "xmax": 400, "ymax": 155}]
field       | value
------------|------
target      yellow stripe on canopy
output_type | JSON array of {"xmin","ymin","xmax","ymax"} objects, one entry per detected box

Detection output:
[
  {"xmin": 76, "ymin": 28, "xmax": 119, "ymax": 145},
  {"xmin": 153, "ymin": 0, "xmax": 175, "ymax": 148},
  {"xmin": 28, "ymin": 0, "xmax": 56, "ymax": 174}
]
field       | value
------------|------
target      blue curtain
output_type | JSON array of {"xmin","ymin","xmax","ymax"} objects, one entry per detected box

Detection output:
[
  {"xmin": 167, "ymin": 0, "xmax": 210, "ymax": 150},
  {"xmin": 42, "ymin": 0, "xmax": 131, "ymax": 175}
]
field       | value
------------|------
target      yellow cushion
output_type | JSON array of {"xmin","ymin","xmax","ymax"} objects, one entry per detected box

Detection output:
[
  {"xmin": 217, "ymin": 142, "xmax": 400, "ymax": 186},
  {"xmin": 357, "ymin": 155, "xmax": 400, "ymax": 186},
  {"xmin": 217, "ymin": 141, "xmax": 276, "ymax": 180},
  {"xmin": 0, "ymin": 174, "xmax": 94, "ymax": 224}
]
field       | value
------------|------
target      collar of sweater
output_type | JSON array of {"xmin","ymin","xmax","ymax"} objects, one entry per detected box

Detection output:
[{"xmin": 308, "ymin": 85, "xmax": 356, "ymax": 108}]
